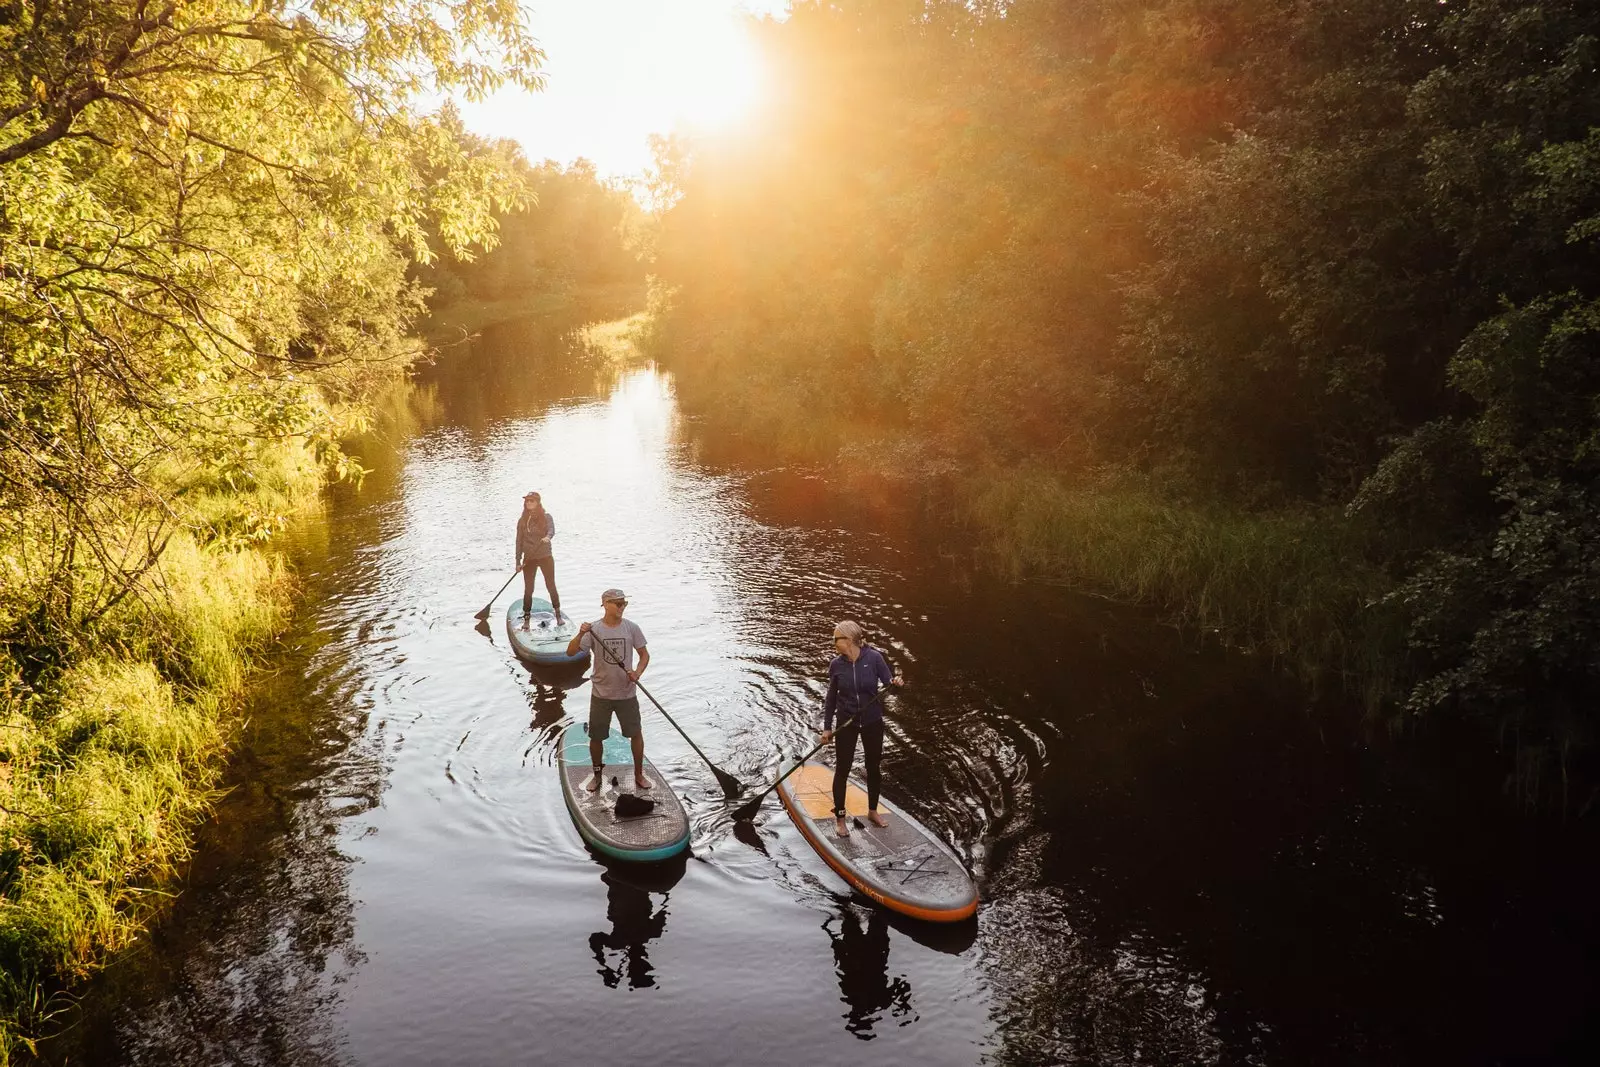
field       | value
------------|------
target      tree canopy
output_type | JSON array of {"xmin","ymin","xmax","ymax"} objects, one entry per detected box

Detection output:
[
  {"xmin": 646, "ymin": 0, "xmax": 1600, "ymax": 793},
  {"xmin": 1, "ymin": 0, "xmax": 540, "ymax": 663}
]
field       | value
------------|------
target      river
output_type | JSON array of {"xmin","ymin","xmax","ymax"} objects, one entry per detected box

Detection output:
[{"xmin": 47, "ymin": 312, "xmax": 1600, "ymax": 1066}]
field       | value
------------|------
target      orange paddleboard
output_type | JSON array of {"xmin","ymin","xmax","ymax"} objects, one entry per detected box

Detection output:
[{"xmin": 777, "ymin": 763, "xmax": 978, "ymax": 923}]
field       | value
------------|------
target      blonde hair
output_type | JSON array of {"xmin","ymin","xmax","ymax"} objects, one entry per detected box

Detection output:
[{"xmin": 832, "ymin": 620, "xmax": 866, "ymax": 646}]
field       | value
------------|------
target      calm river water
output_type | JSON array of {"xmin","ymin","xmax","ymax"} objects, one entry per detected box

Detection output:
[{"xmin": 48, "ymin": 313, "xmax": 1600, "ymax": 1065}]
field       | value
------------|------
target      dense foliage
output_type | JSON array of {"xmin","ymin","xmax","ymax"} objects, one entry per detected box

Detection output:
[
  {"xmin": 647, "ymin": 0, "xmax": 1600, "ymax": 796},
  {"xmin": 417, "ymin": 154, "xmax": 643, "ymax": 307},
  {"xmin": 0, "ymin": 0, "xmax": 540, "ymax": 1054}
]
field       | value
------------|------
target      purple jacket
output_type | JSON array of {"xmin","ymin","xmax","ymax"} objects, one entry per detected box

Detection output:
[{"xmin": 823, "ymin": 645, "xmax": 894, "ymax": 730}]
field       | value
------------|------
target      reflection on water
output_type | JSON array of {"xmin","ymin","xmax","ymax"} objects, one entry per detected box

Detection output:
[
  {"xmin": 588, "ymin": 863, "xmax": 684, "ymax": 991},
  {"xmin": 829, "ymin": 906, "xmax": 914, "ymax": 1039},
  {"xmin": 43, "ymin": 307, "xmax": 1600, "ymax": 1067}
]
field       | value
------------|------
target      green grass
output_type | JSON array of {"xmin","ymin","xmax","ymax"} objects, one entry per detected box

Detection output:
[
  {"xmin": 964, "ymin": 469, "xmax": 1407, "ymax": 707},
  {"xmin": 0, "ymin": 439, "xmax": 319, "ymax": 1062},
  {"xmin": 423, "ymin": 281, "xmax": 648, "ymax": 342},
  {"xmin": 578, "ymin": 313, "xmax": 652, "ymax": 369}
]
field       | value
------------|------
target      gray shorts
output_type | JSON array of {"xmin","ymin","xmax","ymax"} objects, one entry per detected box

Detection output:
[{"xmin": 589, "ymin": 695, "xmax": 641, "ymax": 741}]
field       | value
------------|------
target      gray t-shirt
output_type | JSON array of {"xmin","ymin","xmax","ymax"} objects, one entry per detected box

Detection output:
[{"xmin": 580, "ymin": 618, "xmax": 647, "ymax": 699}]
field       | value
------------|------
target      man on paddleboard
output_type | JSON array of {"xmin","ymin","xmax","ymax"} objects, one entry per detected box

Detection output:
[{"xmin": 567, "ymin": 589, "xmax": 652, "ymax": 792}]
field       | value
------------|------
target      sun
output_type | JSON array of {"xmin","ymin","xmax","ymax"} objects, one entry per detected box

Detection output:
[{"xmin": 659, "ymin": 14, "xmax": 767, "ymax": 131}]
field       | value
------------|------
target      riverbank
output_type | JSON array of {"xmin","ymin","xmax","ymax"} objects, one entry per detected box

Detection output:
[
  {"xmin": 0, "ymin": 443, "xmax": 328, "ymax": 1062},
  {"xmin": 423, "ymin": 282, "xmax": 648, "ymax": 345},
  {"xmin": 645, "ymin": 326, "xmax": 1409, "ymax": 717}
]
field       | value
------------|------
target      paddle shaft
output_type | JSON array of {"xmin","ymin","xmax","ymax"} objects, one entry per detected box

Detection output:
[
  {"xmin": 474, "ymin": 567, "xmax": 522, "ymax": 619},
  {"xmin": 583, "ymin": 622, "xmax": 740, "ymax": 793}
]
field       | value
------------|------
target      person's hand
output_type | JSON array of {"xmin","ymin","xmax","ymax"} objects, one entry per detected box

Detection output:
[
  {"xmin": 578, "ymin": 621, "xmax": 592, "ymax": 635},
  {"xmin": 891, "ymin": 673, "xmax": 905, "ymax": 687},
  {"xmin": 821, "ymin": 729, "xmax": 833, "ymax": 745},
  {"xmin": 626, "ymin": 669, "xmax": 640, "ymax": 682}
]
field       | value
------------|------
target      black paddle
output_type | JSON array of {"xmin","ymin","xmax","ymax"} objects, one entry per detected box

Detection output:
[
  {"xmin": 732, "ymin": 713, "xmax": 859, "ymax": 822},
  {"xmin": 583, "ymin": 624, "xmax": 742, "ymax": 797},
  {"xmin": 473, "ymin": 567, "xmax": 522, "ymax": 621}
]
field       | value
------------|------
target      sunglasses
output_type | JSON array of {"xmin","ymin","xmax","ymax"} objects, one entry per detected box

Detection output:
[{"xmin": 606, "ymin": 599, "xmax": 628, "ymax": 607}]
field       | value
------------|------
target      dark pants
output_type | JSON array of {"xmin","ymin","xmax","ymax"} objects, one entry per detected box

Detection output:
[
  {"xmin": 833, "ymin": 719, "xmax": 884, "ymax": 817},
  {"xmin": 521, "ymin": 556, "xmax": 558, "ymax": 615}
]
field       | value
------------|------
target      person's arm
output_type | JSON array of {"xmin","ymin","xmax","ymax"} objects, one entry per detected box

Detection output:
[
  {"xmin": 822, "ymin": 672, "xmax": 839, "ymax": 737},
  {"xmin": 874, "ymin": 647, "xmax": 904, "ymax": 688},
  {"xmin": 515, "ymin": 516, "xmax": 525, "ymax": 568},
  {"xmin": 566, "ymin": 622, "xmax": 591, "ymax": 657},
  {"xmin": 629, "ymin": 645, "xmax": 650, "ymax": 682}
]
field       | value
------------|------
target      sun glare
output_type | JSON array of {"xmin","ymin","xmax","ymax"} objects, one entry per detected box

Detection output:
[
  {"xmin": 456, "ymin": 2, "xmax": 782, "ymax": 179},
  {"xmin": 666, "ymin": 17, "xmax": 767, "ymax": 131}
]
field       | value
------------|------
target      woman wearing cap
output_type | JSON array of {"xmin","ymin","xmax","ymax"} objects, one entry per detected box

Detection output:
[
  {"xmin": 820, "ymin": 621, "xmax": 903, "ymax": 837},
  {"xmin": 516, "ymin": 491, "xmax": 561, "ymax": 623}
]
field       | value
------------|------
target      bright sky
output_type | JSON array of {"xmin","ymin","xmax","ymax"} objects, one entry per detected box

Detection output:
[{"xmin": 457, "ymin": 1, "xmax": 790, "ymax": 181}]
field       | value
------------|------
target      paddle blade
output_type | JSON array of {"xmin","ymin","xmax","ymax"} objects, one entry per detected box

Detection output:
[
  {"xmin": 714, "ymin": 767, "xmax": 742, "ymax": 798},
  {"xmin": 731, "ymin": 795, "xmax": 764, "ymax": 822},
  {"xmin": 473, "ymin": 605, "xmax": 492, "ymax": 620}
]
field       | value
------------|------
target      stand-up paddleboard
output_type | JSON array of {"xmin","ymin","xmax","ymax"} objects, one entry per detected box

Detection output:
[
  {"xmin": 777, "ymin": 763, "xmax": 978, "ymax": 922},
  {"xmin": 559, "ymin": 722, "xmax": 690, "ymax": 863},
  {"xmin": 506, "ymin": 598, "xmax": 588, "ymax": 668}
]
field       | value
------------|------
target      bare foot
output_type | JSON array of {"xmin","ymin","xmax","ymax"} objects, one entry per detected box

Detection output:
[
  {"xmin": 585, "ymin": 771, "xmax": 603, "ymax": 793},
  {"xmin": 868, "ymin": 811, "xmax": 889, "ymax": 829},
  {"xmin": 835, "ymin": 816, "xmax": 850, "ymax": 837},
  {"xmin": 634, "ymin": 773, "xmax": 654, "ymax": 790}
]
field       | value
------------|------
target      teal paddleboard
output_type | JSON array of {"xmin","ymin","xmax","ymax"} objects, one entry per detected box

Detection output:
[
  {"xmin": 506, "ymin": 598, "xmax": 588, "ymax": 667},
  {"xmin": 558, "ymin": 722, "xmax": 690, "ymax": 863}
]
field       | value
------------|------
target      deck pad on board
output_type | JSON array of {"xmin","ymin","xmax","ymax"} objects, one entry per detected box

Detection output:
[
  {"xmin": 559, "ymin": 723, "xmax": 689, "ymax": 862},
  {"xmin": 778, "ymin": 762, "xmax": 977, "ymax": 922},
  {"xmin": 506, "ymin": 598, "xmax": 587, "ymax": 666}
]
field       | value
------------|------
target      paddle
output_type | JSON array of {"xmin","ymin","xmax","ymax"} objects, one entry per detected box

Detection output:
[
  {"xmin": 583, "ymin": 624, "xmax": 742, "ymax": 797},
  {"xmin": 731, "ymin": 713, "xmax": 858, "ymax": 822},
  {"xmin": 473, "ymin": 567, "xmax": 522, "ymax": 621}
]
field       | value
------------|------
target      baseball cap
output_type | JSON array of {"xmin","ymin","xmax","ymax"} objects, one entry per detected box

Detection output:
[
  {"xmin": 601, "ymin": 588, "xmax": 627, "ymax": 603},
  {"xmin": 522, "ymin": 491, "xmax": 540, "ymax": 500}
]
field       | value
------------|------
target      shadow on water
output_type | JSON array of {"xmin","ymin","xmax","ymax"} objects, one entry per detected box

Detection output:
[{"xmin": 587, "ymin": 857, "xmax": 688, "ymax": 991}]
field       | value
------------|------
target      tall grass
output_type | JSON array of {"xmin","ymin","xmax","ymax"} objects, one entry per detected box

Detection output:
[
  {"xmin": 0, "ymin": 439, "xmax": 319, "ymax": 1062},
  {"xmin": 963, "ymin": 468, "xmax": 1407, "ymax": 708}
]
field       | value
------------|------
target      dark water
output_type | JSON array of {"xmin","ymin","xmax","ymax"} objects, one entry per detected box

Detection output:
[{"xmin": 46, "ymin": 314, "xmax": 1600, "ymax": 1066}]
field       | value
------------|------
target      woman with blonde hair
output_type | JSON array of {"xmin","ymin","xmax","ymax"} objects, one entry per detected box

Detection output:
[{"xmin": 820, "ymin": 620, "xmax": 903, "ymax": 837}]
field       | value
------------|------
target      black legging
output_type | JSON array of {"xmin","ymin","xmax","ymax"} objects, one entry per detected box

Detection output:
[
  {"xmin": 521, "ymin": 556, "xmax": 558, "ymax": 616},
  {"xmin": 833, "ymin": 719, "xmax": 884, "ymax": 817}
]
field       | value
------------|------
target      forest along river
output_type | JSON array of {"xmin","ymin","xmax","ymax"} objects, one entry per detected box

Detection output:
[{"xmin": 50, "ymin": 314, "xmax": 1600, "ymax": 1066}]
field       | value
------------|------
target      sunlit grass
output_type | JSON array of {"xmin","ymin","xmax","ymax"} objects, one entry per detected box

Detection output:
[{"xmin": 0, "ymin": 437, "xmax": 316, "ymax": 1063}]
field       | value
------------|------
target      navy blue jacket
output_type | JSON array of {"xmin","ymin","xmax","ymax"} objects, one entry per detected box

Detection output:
[{"xmin": 823, "ymin": 645, "xmax": 894, "ymax": 730}]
